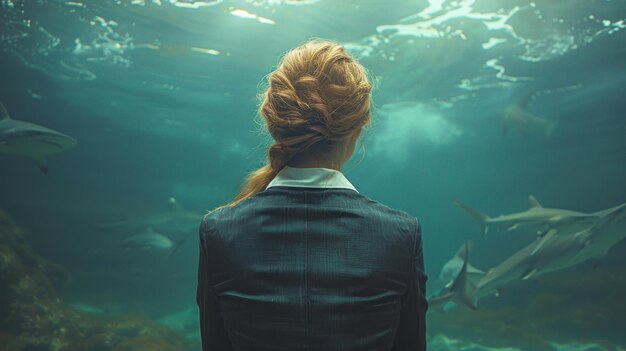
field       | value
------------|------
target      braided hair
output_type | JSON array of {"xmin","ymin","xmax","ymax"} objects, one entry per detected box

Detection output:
[{"xmin": 212, "ymin": 38, "xmax": 372, "ymax": 212}]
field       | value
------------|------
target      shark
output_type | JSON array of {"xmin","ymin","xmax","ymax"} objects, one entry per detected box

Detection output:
[
  {"xmin": 0, "ymin": 102, "xmax": 77, "ymax": 174},
  {"xmin": 123, "ymin": 227, "xmax": 174, "ymax": 251},
  {"xmin": 454, "ymin": 195, "xmax": 598, "ymax": 240},
  {"xmin": 97, "ymin": 197, "xmax": 202, "ymax": 232},
  {"xmin": 122, "ymin": 226, "xmax": 189, "ymax": 256},
  {"xmin": 430, "ymin": 202, "xmax": 626, "ymax": 311},
  {"xmin": 501, "ymin": 92, "xmax": 557, "ymax": 139}
]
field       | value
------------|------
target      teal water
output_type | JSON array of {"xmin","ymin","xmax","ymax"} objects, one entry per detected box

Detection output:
[{"xmin": 1, "ymin": 0, "xmax": 625, "ymax": 350}]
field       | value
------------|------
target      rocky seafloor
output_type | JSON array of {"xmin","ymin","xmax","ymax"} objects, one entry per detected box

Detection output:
[{"xmin": 0, "ymin": 209, "xmax": 191, "ymax": 351}]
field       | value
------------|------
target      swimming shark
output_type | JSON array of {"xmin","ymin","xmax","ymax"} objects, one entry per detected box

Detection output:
[
  {"xmin": 501, "ymin": 92, "xmax": 557, "ymax": 139},
  {"xmin": 97, "ymin": 197, "xmax": 202, "ymax": 232},
  {"xmin": 454, "ymin": 195, "xmax": 598, "ymax": 239},
  {"xmin": 123, "ymin": 227, "xmax": 174, "ymax": 251},
  {"xmin": 0, "ymin": 102, "xmax": 77, "ymax": 174},
  {"xmin": 122, "ymin": 226, "xmax": 189, "ymax": 256},
  {"xmin": 430, "ymin": 202, "xmax": 626, "ymax": 311}
]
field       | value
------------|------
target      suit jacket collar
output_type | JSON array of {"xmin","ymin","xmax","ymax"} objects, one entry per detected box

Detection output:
[{"xmin": 266, "ymin": 165, "xmax": 358, "ymax": 193}]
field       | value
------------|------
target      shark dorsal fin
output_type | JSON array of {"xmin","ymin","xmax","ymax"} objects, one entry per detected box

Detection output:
[
  {"xmin": 454, "ymin": 241, "xmax": 474, "ymax": 260},
  {"xmin": 518, "ymin": 91, "xmax": 537, "ymax": 109},
  {"xmin": 450, "ymin": 243, "xmax": 469, "ymax": 292},
  {"xmin": 450, "ymin": 242, "xmax": 478, "ymax": 310},
  {"xmin": 0, "ymin": 102, "xmax": 10, "ymax": 120},
  {"xmin": 529, "ymin": 195, "xmax": 543, "ymax": 208}
]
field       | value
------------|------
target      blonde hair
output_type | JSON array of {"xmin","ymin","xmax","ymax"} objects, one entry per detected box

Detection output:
[{"xmin": 212, "ymin": 38, "xmax": 372, "ymax": 212}]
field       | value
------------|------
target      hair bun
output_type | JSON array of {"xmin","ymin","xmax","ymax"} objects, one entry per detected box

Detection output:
[{"xmin": 261, "ymin": 39, "xmax": 371, "ymax": 155}]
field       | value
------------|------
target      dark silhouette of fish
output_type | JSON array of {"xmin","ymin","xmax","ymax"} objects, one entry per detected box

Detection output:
[{"xmin": 501, "ymin": 92, "xmax": 557, "ymax": 139}]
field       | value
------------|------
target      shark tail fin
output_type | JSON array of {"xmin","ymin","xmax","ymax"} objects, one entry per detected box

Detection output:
[
  {"xmin": 450, "ymin": 242, "xmax": 479, "ymax": 310},
  {"xmin": 453, "ymin": 200, "xmax": 491, "ymax": 236},
  {"xmin": 0, "ymin": 102, "xmax": 10, "ymax": 120}
]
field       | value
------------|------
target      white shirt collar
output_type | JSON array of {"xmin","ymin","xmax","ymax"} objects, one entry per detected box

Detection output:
[{"xmin": 266, "ymin": 165, "xmax": 358, "ymax": 193}]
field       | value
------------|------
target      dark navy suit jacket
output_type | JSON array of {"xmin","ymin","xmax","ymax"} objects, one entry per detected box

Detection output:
[{"xmin": 197, "ymin": 185, "xmax": 428, "ymax": 350}]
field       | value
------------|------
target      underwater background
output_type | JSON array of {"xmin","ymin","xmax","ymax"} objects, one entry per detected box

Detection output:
[{"xmin": 1, "ymin": 0, "xmax": 625, "ymax": 350}]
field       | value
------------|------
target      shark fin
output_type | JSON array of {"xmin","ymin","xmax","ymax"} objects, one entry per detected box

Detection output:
[
  {"xmin": 528, "ymin": 195, "xmax": 543, "ymax": 208},
  {"xmin": 521, "ymin": 268, "xmax": 537, "ymax": 280},
  {"xmin": 450, "ymin": 242, "xmax": 478, "ymax": 310},
  {"xmin": 426, "ymin": 292, "xmax": 456, "ymax": 313},
  {"xmin": 531, "ymin": 228, "xmax": 558, "ymax": 255},
  {"xmin": 454, "ymin": 241, "xmax": 474, "ymax": 260},
  {"xmin": 507, "ymin": 224, "xmax": 520, "ymax": 231},
  {"xmin": 0, "ymin": 102, "xmax": 10, "ymax": 120},
  {"xmin": 453, "ymin": 200, "xmax": 491, "ymax": 236},
  {"xmin": 518, "ymin": 91, "xmax": 537, "ymax": 109},
  {"xmin": 32, "ymin": 155, "xmax": 49, "ymax": 174}
]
